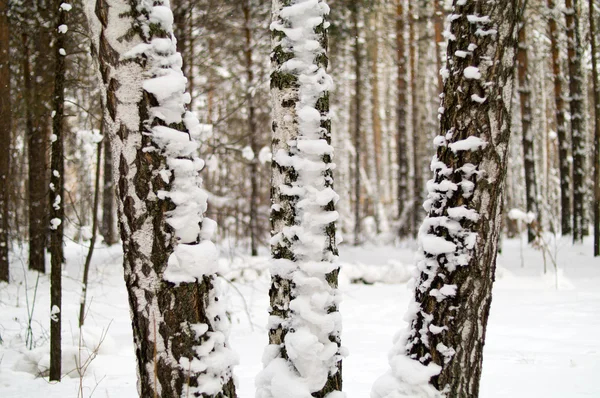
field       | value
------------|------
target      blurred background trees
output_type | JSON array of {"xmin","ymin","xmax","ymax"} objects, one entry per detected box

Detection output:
[{"xmin": 1, "ymin": 0, "xmax": 599, "ymax": 276}]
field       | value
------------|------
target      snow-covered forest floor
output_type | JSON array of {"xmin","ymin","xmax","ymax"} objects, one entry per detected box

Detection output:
[{"xmin": 0, "ymin": 237, "xmax": 598, "ymax": 397}]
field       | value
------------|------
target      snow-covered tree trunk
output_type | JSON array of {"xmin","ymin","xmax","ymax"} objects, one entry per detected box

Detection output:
[
  {"xmin": 86, "ymin": 0, "xmax": 237, "ymax": 396},
  {"xmin": 257, "ymin": 0, "xmax": 344, "ymax": 397},
  {"xmin": 565, "ymin": 0, "xmax": 587, "ymax": 242},
  {"xmin": 372, "ymin": 0, "xmax": 521, "ymax": 396},
  {"xmin": 49, "ymin": 0, "xmax": 68, "ymax": 381},
  {"xmin": 0, "ymin": 0, "xmax": 10, "ymax": 283},
  {"xmin": 517, "ymin": 23, "xmax": 539, "ymax": 242}
]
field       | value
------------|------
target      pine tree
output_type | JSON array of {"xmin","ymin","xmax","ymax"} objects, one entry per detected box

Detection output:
[
  {"xmin": 257, "ymin": 0, "xmax": 343, "ymax": 396},
  {"xmin": 86, "ymin": 0, "xmax": 237, "ymax": 395},
  {"xmin": 373, "ymin": 0, "xmax": 522, "ymax": 396}
]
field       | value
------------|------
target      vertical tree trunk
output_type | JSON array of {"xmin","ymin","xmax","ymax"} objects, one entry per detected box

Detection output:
[
  {"xmin": 0, "ymin": 0, "xmax": 10, "ymax": 282},
  {"xmin": 517, "ymin": 24, "xmax": 539, "ymax": 242},
  {"xmin": 396, "ymin": 0, "xmax": 409, "ymax": 237},
  {"xmin": 49, "ymin": 0, "xmax": 67, "ymax": 381},
  {"xmin": 353, "ymin": 4, "xmax": 362, "ymax": 246},
  {"xmin": 87, "ymin": 0, "xmax": 237, "ymax": 396},
  {"xmin": 243, "ymin": 0, "xmax": 260, "ymax": 256},
  {"xmin": 409, "ymin": 1, "xmax": 422, "ymax": 238},
  {"xmin": 369, "ymin": 7, "xmax": 383, "ymax": 233},
  {"xmin": 101, "ymin": 134, "xmax": 116, "ymax": 245},
  {"xmin": 565, "ymin": 0, "xmax": 587, "ymax": 242},
  {"xmin": 433, "ymin": 0, "xmax": 445, "ymax": 93},
  {"xmin": 547, "ymin": 0, "xmax": 571, "ymax": 235},
  {"xmin": 80, "ymin": 139, "xmax": 102, "ymax": 327},
  {"xmin": 373, "ymin": 0, "xmax": 521, "ymax": 396},
  {"xmin": 257, "ymin": 1, "xmax": 343, "ymax": 396},
  {"xmin": 590, "ymin": 0, "xmax": 600, "ymax": 256},
  {"xmin": 26, "ymin": 33, "xmax": 51, "ymax": 273}
]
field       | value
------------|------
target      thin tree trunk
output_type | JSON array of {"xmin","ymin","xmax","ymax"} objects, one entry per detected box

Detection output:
[
  {"xmin": 373, "ymin": 0, "xmax": 522, "ymax": 396},
  {"xmin": 433, "ymin": 0, "xmax": 445, "ymax": 93},
  {"xmin": 243, "ymin": 0, "xmax": 259, "ymax": 256},
  {"xmin": 517, "ymin": 23, "xmax": 539, "ymax": 242},
  {"xmin": 565, "ymin": 0, "xmax": 587, "ymax": 242},
  {"xmin": 49, "ymin": 0, "xmax": 67, "ymax": 381},
  {"xmin": 101, "ymin": 136, "xmax": 116, "ymax": 245},
  {"xmin": 79, "ymin": 139, "xmax": 102, "ymax": 327},
  {"xmin": 396, "ymin": 0, "xmax": 409, "ymax": 237},
  {"xmin": 87, "ymin": 0, "xmax": 237, "ymax": 396},
  {"xmin": 409, "ymin": 0, "xmax": 422, "ymax": 238},
  {"xmin": 0, "ymin": 0, "xmax": 10, "ymax": 282},
  {"xmin": 547, "ymin": 0, "xmax": 572, "ymax": 235},
  {"xmin": 590, "ymin": 0, "xmax": 600, "ymax": 256},
  {"xmin": 369, "ymin": 7, "xmax": 383, "ymax": 233},
  {"xmin": 258, "ymin": 1, "xmax": 343, "ymax": 396},
  {"xmin": 353, "ymin": 5, "xmax": 362, "ymax": 246}
]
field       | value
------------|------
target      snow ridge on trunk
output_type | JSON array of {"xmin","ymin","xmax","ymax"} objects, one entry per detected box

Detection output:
[
  {"xmin": 372, "ymin": 0, "xmax": 520, "ymax": 396},
  {"xmin": 86, "ymin": 0, "xmax": 237, "ymax": 396},
  {"xmin": 257, "ymin": 1, "xmax": 344, "ymax": 397}
]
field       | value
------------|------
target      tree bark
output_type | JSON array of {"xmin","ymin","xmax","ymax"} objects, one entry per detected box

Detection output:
[
  {"xmin": 88, "ymin": 0, "xmax": 237, "ymax": 396},
  {"xmin": 49, "ymin": 0, "xmax": 68, "ymax": 381},
  {"xmin": 565, "ymin": 0, "xmax": 587, "ymax": 242},
  {"xmin": 547, "ymin": 0, "xmax": 571, "ymax": 236},
  {"xmin": 517, "ymin": 23, "xmax": 539, "ymax": 242},
  {"xmin": 258, "ymin": 1, "xmax": 343, "ymax": 396},
  {"xmin": 590, "ymin": 0, "xmax": 600, "ymax": 256},
  {"xmin": 373, "ymin": 0, "xmax": 521, "ymax": 396},
  {"xmin": 0, "ymin": 0, "xmax": 10, "ymax": 282}
]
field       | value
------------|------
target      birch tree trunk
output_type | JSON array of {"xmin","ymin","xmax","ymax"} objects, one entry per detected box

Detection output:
[
  {"xmin": 86, "ymin": 0, "xmax": 237, "ymax": 396},
  {"xmin": 257, "ymin": 1, "xmax": 343, "ymax": 396},
  {"xmin": 0, "ymin": 0, "xmax": 10, "ymax": 282},
  {"xmin": 373, "ymin": 0, "xmax": 521, "ymax": 396},
  {"xmin": 565, "ymin": 0, "xmax": 587, "ymax": 242}
]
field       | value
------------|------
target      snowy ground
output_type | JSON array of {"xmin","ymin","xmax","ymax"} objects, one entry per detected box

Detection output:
[{"xmin": 0, "ymin": 237, "xmax": 599, "ymax": 397}]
